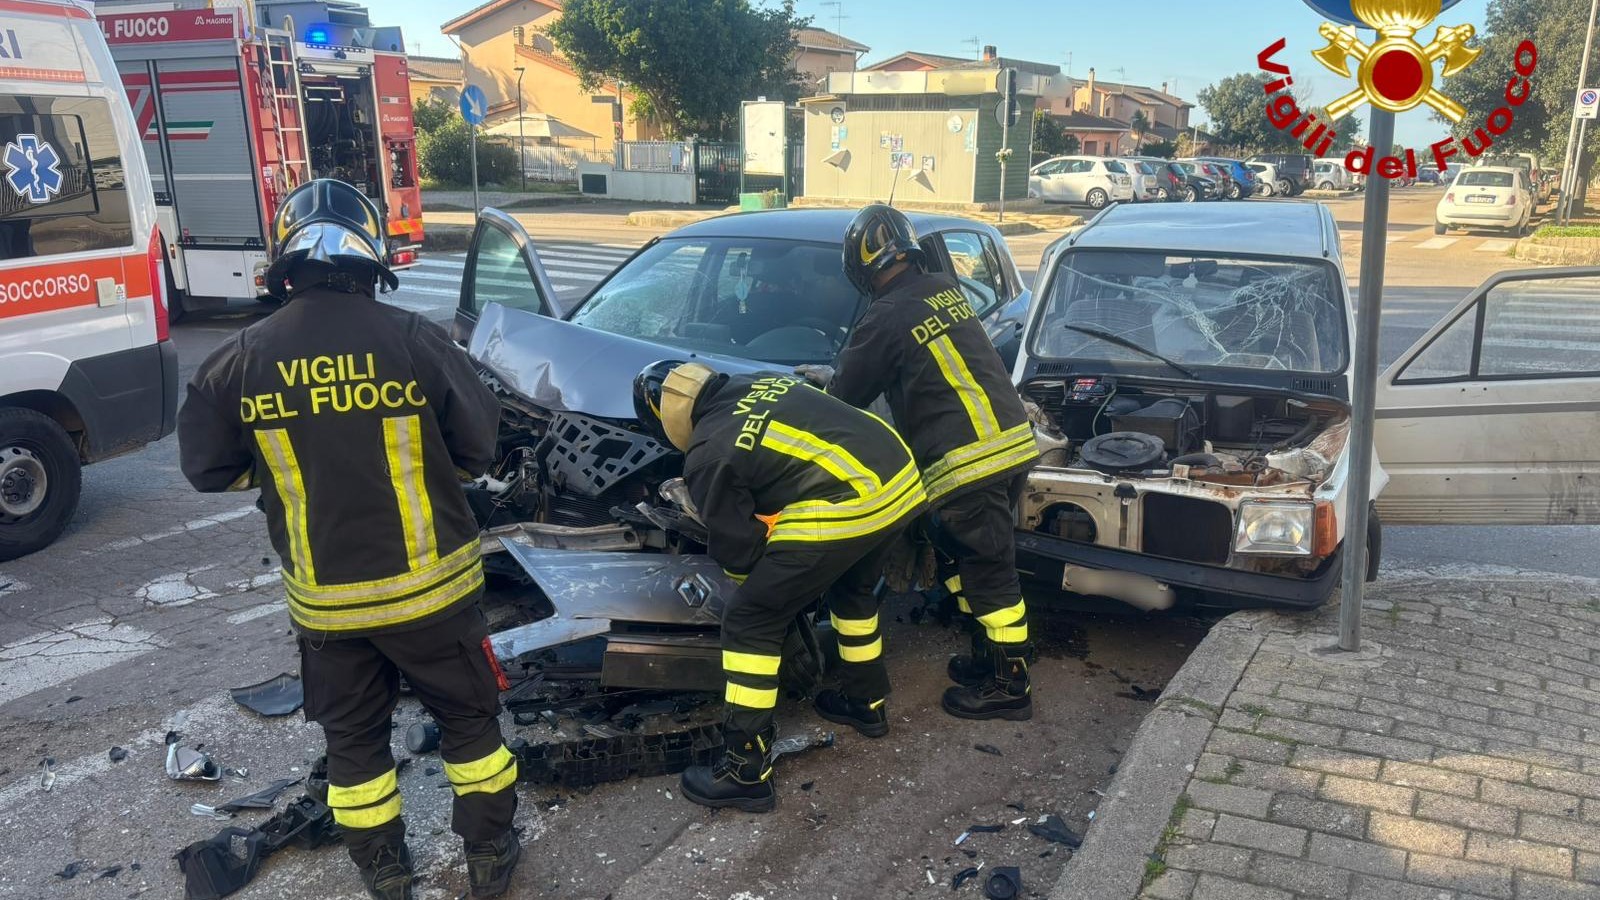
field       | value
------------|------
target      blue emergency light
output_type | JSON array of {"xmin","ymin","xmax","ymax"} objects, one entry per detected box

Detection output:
[{"xmin": 306, "ymin": 24, "xmax": 332, "ymax": 45}]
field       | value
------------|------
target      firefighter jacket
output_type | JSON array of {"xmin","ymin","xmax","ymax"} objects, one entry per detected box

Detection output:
[
  {"xmin": 177, "ymin": 287, "xmax": 502, "ymax": 638},
  {"xmin": 831, "ymin": 267, "xmax": 1039, "ymax": 506},
  {"xmin": 683, "ymin": 374, "xmax": 927, "ymax": 580}
]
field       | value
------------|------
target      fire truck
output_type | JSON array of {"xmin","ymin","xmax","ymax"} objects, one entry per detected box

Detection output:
[{"xmin": 95, "ymin": 0, "xmax": 423, "ymax": 321}]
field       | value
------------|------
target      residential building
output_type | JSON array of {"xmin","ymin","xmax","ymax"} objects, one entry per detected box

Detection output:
[
  {"xmin": 406, "ymin": 55, "xmax": 463, "ymax": 107},
  {"xmin": 860, "ymin": 50, "xmax": 970, "ymax": 72},
  {"xmin": 794, "ymin": 26, "xmax": 869, "ymax": 88},
  {"xmin": 1072, "ymin": 68, "xmax": 1193, "ymax": 132},
  {"xmin": 441, "ymin": 0, "xmax": 659, "ymax": 145},
  {"xmin": 1054, "ymin": 111, "xmax": 1130, "ymax": 158}
]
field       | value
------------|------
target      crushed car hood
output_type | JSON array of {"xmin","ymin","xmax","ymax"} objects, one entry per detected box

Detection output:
[{"xmin": 468, "ymin": 303, "xmax": 772, "ymax": 419}]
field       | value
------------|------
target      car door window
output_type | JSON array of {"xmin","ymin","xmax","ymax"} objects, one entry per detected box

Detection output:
[
  {"xmin": 1398, "ymin": 274, "xmax": 1600, "ymax": 382},
  {"xmin": 1396, "ymin": 303, "xmax": 1475, "ymax": 381},
  {"xmin": 943, "ymin": 231, "xmax": 1007, "ymax": 317},
  {"xmin": 0, "ymin": 95, "xmax": 132, "ymax": 261},
  {"xmin": 464, "ymin": 223, "xmax": 544, "ymax": 317}
]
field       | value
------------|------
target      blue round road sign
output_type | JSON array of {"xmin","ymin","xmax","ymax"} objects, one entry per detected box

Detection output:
[
  {"xmin": 460, "ymin": 84, "xmax": 488, "ymax": 125},
  {"xmin": 1584, "ymin": 90, "xmax": 1599, "ymax": 105},
  {"xmin": 1300, "ymin": 0, "xmax": 1463, "ymax": 28}
]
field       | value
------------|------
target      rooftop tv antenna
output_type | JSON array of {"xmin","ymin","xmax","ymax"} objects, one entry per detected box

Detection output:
[
  {"xmin": 959, "ymin": 36, "xmax": 980, "ymax": 60},
  {"xmin": 819, "ymin": 1, "xmax": 848, "ymax": 35}
]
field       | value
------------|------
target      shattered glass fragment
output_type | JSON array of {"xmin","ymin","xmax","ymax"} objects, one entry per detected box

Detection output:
[{"xmin": 39, "ymin": 756, "xmax": 55, "ymax": 791}]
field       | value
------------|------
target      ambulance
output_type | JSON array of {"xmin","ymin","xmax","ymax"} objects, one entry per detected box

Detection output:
[
  {"xmin": 0, "ymin": 0, "xmax": 177, "ymax": 560},
  {"xmin": 94, "ymin": 0, "xmax": 424, "ymax": 321}
]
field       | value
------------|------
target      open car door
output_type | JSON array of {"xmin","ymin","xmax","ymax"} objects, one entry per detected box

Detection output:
[
  {"xmin": 451, "ymin": 208, "xmax": 562, "ymax": 343},
  {"xmin": 1375, "ymin": 267, "xmax": 1600, "ymax": 525}
]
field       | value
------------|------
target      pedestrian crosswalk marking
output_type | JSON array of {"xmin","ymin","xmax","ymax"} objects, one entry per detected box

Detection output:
[
  {"xmin": 1475, "ymin": 240, "xmax": 1514, "ymax": 252},
  {"xmin": 1413, "ymin": 237, "xmax": 1458, "ymax": 250},
  {"xmin": 0, "ymin": 619, "xmax": 162, "ymax": 707}
]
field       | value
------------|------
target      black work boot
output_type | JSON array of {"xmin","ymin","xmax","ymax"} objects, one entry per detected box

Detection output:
[
  {"xmin": 680, "ymin": 728, "xmax": 776, "ymax": 813},
  {"xmin": 813, "ymin": 689, "xmax": 889, "ymax": 738},
  {"xmin": 358, "ymin": 842, "xmax": 414, "ymax": 900},
  {"xmin": 946, "ymin": 631, "xmax": 989, "ymax": 687},
  {"xmin": 464, "ymin": 830, "xmax": 521, "ymax": 897},
  {"xmin": 942, "ymin": 643, "xmax": 1034, "ymax": 721}
]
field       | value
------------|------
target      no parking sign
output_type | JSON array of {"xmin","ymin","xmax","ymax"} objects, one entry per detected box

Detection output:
[{"xmin": 1577, "ymin": 88, "xmax": 1599, "ymax": 120}]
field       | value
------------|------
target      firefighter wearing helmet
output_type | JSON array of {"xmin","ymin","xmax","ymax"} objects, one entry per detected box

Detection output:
[
  {"xmin": 825, "ymin": 204, "xmax": 1042, "ymax": 721},
  {"xmin": 176, "ymin": 180, "xmax": 521, "ymax": 899},
  {"xmin": 633, "ymin": 360, "xmax": 927, "ymax": 811}
]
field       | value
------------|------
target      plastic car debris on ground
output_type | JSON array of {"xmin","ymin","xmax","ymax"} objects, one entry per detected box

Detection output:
[
  {"xmin": 984, "ymin": 866, "xmax": 1022, "ymax": 899},
  {"xmin": 165, "ymin": 732, "xmax": 221, "ymax": 782},
  {"xmin": 228, "ymin": 674, "xmax": 304, "ymax": 717},
  {"xmin": 174, "ymin": 795, "xmax": 340, "ymax": 900},
  {"xmin": 190, "ymin": 778, "xmax": 303, "ymax": 820},
  {"xmin": 39, "ymin": 756, "xmax": 56, "ymax": 791},
  {"xmin": 1026, "ymin": 814, "xmax": 1082, "ymax": 848}
]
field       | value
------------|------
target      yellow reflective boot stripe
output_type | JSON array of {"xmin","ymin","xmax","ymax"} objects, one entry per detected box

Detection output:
[
  {"xmin": 383, "ymin": 415, "xmax": 438, "ymax": 570},
  {"xmin": 331, "ymin": 793, "xmax": 403, "ymax": 829},
  {"xmin": 945, "ymin": 575, "xmax": 962, "ymax": 594},
  {"xmin": 989, "ymin": 623, "xmax": 1029, "ymax": 643},
  {"xmin": 838, "ymin": 636, "xmax": 883, "ymax": 662},
  {"xmin": 977, "ymin": 599, "xmax": 1027, "ymax": 629},
  {"xmin": 958, "ymin": 596, "xmax": 973, "ymax": 614},
  {"xmin": 723, "ymin": 650, "xmax": 781, "ymax": 676},
  {"xmin": 328, "ymin": 769, "xmax": 402, "ymax": 829},
  {"xmin": 829, "ymin": 613, "xmax": 878, "ymax": 637},
  {"xmin": 761, "ymin": 421, "xmax": 881, "ymax": 497},
  {"xmin": 445, "ymin": 745, "xmax": 518, "ymax": 796},
  {"xmin": 928, "ymin": 335, "xmax": 1000, "ymax": 439},
  {"xmin": 723, "ymin": 569, "xmax": 749, "ymax": 585},
  {"xmin": 726, "ymin": 682, "xmax": 779, "ymax": 709},
  {"xmin": 255, "ymin": 428, "xmax": 315, "ymax": 583}
]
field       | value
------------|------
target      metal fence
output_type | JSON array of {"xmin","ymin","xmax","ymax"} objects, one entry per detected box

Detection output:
[{"xmin": 619, "ymin": 141, "xmax": 693, "ymax": 173}]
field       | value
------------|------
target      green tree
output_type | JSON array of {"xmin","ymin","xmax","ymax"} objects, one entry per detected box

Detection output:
[
  {"xmin": 1140, "ymin": 138, "xmax": 1177, "ymax": 158},
  {"xmin": 1318, "ymin": 109, "xmax": 1362, "ymax": 155},
  {"xmin": 1198, "ymin": 72, "xmax": 1306, "ymax": 153},
  {"xmin": 1443, "ymin": 0, "xmax": 1590, "ymax": 172},
  {"xmin": 418, "ymin": 117, "xmax": 519, "ymax": 187},
  {"xmin": 548, "ymin": 0, "xmax": 806, "ymax": 139},
  {"xmin": 1130, "ymin": 110, "xmax": 1150, "ymax": 149},
  {"xmin": 412, "ymin": 98, "xmax": 455, "ymax": 135},
  {"xmin": 1031, "ymin": 110, "xmax": 1080, "ymax": 162}
]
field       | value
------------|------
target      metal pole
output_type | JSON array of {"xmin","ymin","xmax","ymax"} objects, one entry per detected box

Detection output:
[
  {"xmin": 999, "ymin": 105, "xmax": 1010, "ymax": 223},
  {"xmin": 1573, "ymin": 118, "xmax": 1591, "ymax": 222},
  {"xmin": 1561, "ymin": 0, "xmax": 1600, "ymax": 224},
  {"xmin": 470, "ymin": 124, "xmax": 480, "ymax": 220},
  {"xmin": 1337, "ymin": 108, "xmax": 1395, "ymax": 653},
  {"xmin": 516, "ymin": 68, "xmax": 527, "ymax": 192}
]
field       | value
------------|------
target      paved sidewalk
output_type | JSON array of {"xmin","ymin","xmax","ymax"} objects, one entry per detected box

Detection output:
[{"xmin": 1055, "ymin": 567, "xmax": 1600, "ymax": 900}]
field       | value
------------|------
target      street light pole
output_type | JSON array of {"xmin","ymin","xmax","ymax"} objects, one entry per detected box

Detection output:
[
  {"xmin": 1560, "ymin": 0, "xmax": 1600, "ymax": 224},
  {"xmin": 514, "ymin": 66, "xmax": 527, "ymax": 192},
  {"xmin": 1337, "ymin": 107, "xmax": 1395, "ymax": 653}
]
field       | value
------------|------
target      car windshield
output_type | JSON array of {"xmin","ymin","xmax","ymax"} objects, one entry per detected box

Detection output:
[
  {"xmin": 1478, "ymin": 156, "xmax": 1531, "ymax": 172},
  {"xmin": 568, "ymin": 237, "xmax": 866, "ymax": 365},
  {"xmin": 1032, "ymin": 249, "xmax": 1348, "ymax": 374},
  {"xmin": 1459, "ymin": 171, "xmax": 1513, "ymax": 187}
]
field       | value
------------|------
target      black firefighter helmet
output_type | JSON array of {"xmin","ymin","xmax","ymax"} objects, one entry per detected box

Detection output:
[
  {"xmin": 842, "ymin": 203, "xmax": 923, "ymax": 296},
  {"xmin": 633, "ymin": 360, "xmax": 721, "ymax": 452},
  {"xmin": 265, "ymin": 178, "xmax": 398, "ymax": 297}
]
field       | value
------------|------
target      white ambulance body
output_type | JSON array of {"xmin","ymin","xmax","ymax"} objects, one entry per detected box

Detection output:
[{"xmin": 0, "ymin": 0, "xmax": 177, "ymax": 560}]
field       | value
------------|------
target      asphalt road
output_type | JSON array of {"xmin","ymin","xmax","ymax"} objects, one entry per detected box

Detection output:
[{"xmin": 0, "ymin": 190, "xmax": 1592, "ymax": 898}]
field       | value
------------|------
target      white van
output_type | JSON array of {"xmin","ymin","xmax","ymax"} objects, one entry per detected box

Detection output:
[{"xmin": 0, "ymin": 0, "xmax": 177, "ymax": 560}]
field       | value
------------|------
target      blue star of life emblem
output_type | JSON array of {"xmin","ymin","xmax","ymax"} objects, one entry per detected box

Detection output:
[{"xmin": 4, "ymin": 134, "xmax": 64, "ymax": 203}]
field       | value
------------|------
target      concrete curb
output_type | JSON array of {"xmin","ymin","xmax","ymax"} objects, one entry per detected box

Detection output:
[
  {"xmin": 1048, "ymin": 610, "xmax": 1275, "ymax": 900},
  {"xmin": 1513, "ymin": 238, "xmax": 1600, "ymax": 265}
]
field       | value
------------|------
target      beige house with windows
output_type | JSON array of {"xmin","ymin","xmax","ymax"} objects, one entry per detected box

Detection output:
[
  {"xmin": 406, "ymin": 55, "xmax": 463, "ymax": 108},
  {"xmin": 793, "ymin": 27, "xmax": 869, "ymax": 89},
  {"xmin": 1072, "ymin": 68, "xmax": 1193, "ymax": 132}
]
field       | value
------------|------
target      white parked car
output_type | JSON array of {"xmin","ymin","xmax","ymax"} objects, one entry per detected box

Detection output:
[
  {"xmin": 1313, "ymin": 159, "xmax": 1352, "ymax": 191},
  {"xmin": 1029, "ymin": 156, "xmax": 1135, "ymax": 209},
  {"xmin": 1117, "ymin": 158, "xmax": 1163, "ymax": 202},
  {"xmin": 1011, "ymin": 201, "xmax": 1600, "ymax": 611},
  {"xmin": 1436, "ymin": 166, "xmax": 1533, "ymax": 236},
  {"xmin": 1472, "ymin": 152, "xmax": 1550, "ymax": 204},
  {"xmin": 1247, "ymin": 162, "xmax": 1281, "ymax": 196}
]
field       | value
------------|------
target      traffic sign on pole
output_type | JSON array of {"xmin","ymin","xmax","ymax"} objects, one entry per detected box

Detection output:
[
  {"xmin": 1578, "ymin": 88, "xmax": 1599, "ymax": 120},
  {"xmin": 460, "ymin": 85, "xmax": 488, "ymax": 125}
]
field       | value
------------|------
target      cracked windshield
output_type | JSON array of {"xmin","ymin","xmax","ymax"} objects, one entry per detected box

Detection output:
[{"xmin": 4, "ymin": 0, "xmax": 1600, "ymax": 898}]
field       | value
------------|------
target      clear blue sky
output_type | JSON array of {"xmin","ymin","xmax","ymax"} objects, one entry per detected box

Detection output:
[{"xmin": 384, "ymin": 0, "xmax": 1495, "ymax": 148}]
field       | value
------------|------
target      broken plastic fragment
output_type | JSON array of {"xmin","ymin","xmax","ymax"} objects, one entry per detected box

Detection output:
[
  {"xmin": 39, "ymin": 757, "xmax": 56, "ymax": 792},
  {"xmin": 164, "ymin": 731, "xmax": 222, "ymax": 782},
  {"xmin": 229, "ymin": 673, "xmax": 304, "ymax": 717},
  {"xmin": 984, "ymin": 866, "xmax": 1022, "ymax": 900},
  {"xmin": 190, "ymin": 803, "xmax": 233, "ymax": 821},
  {"xmin": 1026, "ymin": 814, "xmax": 1082, "ymax": 848},
  {"xmin": 952, "ymin": 866, "xmax": 980, "ymax": 890},
  {"xmin": 109, "ymin": 746, "xmax": 128, "ymax": 763},
  {"xmin": 95, "ymin": 865, "xmax": 122, "ymax": 880},
  {"xmin": 215, "ymin": 777, "xmax": 301, "ymax": 813},
  {"xmin": 769, "ymin": 731, "xmax": 834, "ymax": 763},
  {"xmin": 974, "ymin": 743, "xmax": 1003, "ymax": 757},
  {"xmin": 406, "ymin": 721, "xmax": 441, "ymax": 754},
  {"xmin": 968, "ymin": 823, "xmax": 1005, "ymax": 833},
  {"xmin": 54, "ymin": 860, "xmax": 86, "ymax": 880},
  {"xmin": 954, "ymin": 831, "xmax": 971, "ymax": 846}
]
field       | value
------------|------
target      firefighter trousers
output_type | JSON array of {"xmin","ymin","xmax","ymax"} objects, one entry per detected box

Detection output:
[
  {"xmin": 299, "ymin": 604, "xmax": 518, "ymax": 868},
  {"xmin": 930, "ymin": 472, "xmax": 1030, "ymax": 648},
  {"xmin": 721, "ymin": 530, "xmax": 902, "ymax": 736}
]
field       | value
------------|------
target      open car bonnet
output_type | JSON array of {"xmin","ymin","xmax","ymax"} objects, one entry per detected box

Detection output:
[{"xmin": 468, "ymin": 303, "xmax": 772, "ymax": 419}]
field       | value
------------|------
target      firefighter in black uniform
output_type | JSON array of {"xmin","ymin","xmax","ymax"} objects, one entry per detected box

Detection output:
[
  {"xmin": 828, "ymin": 205, "xmax": 1041, "ymax": 721},
  {"xmin": 633, "ymin": 361, "xmax": 927, "ymax": 812},
  {"xmin": 177, "ymin": 180, "xmax": 521, "ymax": 900}
]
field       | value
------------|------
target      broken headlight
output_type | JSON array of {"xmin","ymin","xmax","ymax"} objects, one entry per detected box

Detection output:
[{"xmin": 1234, "ymin": 500, "xmax": 1314, "ymax": 556}]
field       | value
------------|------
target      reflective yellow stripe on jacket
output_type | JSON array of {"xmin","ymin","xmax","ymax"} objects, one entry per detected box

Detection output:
[
  {"xmin": 260, "ymin": 421, "xmax": 482, "ymax": 633},
  {"xmin": 922, "ymin": 421, "xmax": 1040, "ymax": 504},
  {"xmin": 759, "ymin": 418, "xmax": 926, "ymax": 544}
]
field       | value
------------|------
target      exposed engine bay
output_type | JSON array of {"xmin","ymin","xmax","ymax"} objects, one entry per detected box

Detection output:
[{"xmin": 1017, "ymin": 372, "xmax": 1351, "ymax": 594}]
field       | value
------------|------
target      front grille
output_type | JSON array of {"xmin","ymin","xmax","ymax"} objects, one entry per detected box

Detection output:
[
  {"xmin": 1142, "ymin": 493, "xmax": 1232, "ymax": 564},
  {"xmin": 547, "ymin": 481, "xmax": 649, "ymax": 528}
]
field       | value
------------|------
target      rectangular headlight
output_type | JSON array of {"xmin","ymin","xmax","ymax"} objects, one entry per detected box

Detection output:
[{"xmin": 1235, "ymin": 500, "xmax": 1314, "ymax": 556}]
